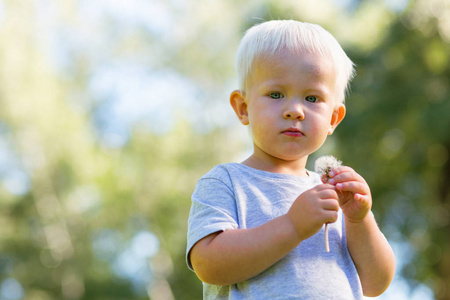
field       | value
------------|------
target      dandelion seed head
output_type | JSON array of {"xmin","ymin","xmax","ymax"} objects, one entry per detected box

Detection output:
[{"xmin": 314, "ymin": 155, "xmax": 342, "ymax": 177}]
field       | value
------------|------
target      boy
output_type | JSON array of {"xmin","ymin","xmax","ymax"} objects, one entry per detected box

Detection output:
[{"xmin": 186, "ymin": 20, "xmax": 395, "ymax": 299}]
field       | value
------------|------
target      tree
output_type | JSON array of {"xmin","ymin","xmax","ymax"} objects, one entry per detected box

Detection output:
[{"xmin": 335, "ymin": 1, "xmax": 450, "ymax": 299}]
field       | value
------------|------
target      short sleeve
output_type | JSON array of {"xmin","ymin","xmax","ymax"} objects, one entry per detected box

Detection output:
[{"xmin": 186, "ymin": 175, "xmax": 239, "ymax": 270}]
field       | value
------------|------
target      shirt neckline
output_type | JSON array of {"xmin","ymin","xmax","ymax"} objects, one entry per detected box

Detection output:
[{"xmin": 227, "ymin": 162, "xmax": 319, "ymax": 182}]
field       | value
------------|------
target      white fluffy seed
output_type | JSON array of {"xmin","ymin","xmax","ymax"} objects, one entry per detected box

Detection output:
[{"xmin": 314, "ymin": 155, "xmax": 342, "ymax": 178}]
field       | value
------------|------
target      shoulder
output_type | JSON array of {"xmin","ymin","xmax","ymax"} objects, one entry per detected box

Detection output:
[
  {"xmin": 201, "ymin": 163, "xmax": 234, "ymax": 178},
  {"xmin": 193, "ymin": 164, "xmax": 240, "ymax": 195},
  {"xmin": 199, "ymin": 163, "xmax": 246, "ymax": 183}
]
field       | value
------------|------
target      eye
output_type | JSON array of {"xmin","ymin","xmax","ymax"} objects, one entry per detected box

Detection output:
[
  {"xmin": 269, "ymin": 92, "xmax": 284, "ymax": 99},
  {"xmin": 305, "ymin": 95, "xmax": 318, "ymax": 103}
]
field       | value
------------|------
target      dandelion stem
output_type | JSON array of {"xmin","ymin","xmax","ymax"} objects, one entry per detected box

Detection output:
[{"xmin": 325, "ymin": 223, "xmax": 330, "ymax": 253}]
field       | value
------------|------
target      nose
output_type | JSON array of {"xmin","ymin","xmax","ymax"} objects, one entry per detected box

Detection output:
[{"xmin": 283, "ymin": 102, "xmax": 305, "ymax": 120}]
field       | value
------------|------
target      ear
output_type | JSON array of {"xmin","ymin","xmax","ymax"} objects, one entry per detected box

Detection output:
[
  {"xmin": 328, "ymin": 104, "xmax": 346, "ymax": 135},
  {"xmin": 230, "ymin": 90, "xmax": 249, "ymax": 125}
]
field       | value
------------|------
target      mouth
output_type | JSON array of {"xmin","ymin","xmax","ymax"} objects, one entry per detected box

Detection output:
[{"xmin": 281, "ymin": 127, "xmax": 304, "ymax": 137}]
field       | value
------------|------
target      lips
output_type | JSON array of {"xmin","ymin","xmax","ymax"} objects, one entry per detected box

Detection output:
[{"xmin": 281, "ymin": 127, "xmax": 304, "ymax": 137}]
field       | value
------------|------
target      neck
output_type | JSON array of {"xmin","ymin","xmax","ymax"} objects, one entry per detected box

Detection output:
[{"xmin": 241, "ymin": 148, "xmax": 309, "ymax": 177}]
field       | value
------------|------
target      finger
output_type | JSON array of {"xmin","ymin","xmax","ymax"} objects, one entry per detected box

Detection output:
[
  {"xmin": 354, "ymin": 193, "xmax": 371, "ymax": 205},
  {"xmin": 315, "ymin": 183, "xmax": 336, "ymax": 190},
  {"xmin": 324, "ymin": 210, "xmax": 339, "ymax": 224},
  {"xmin": 321, "ymin": 199, "xmax": 340, "ymax": 211},
  {"xmin": 335, "ymin": 181, "xmax": 369, "ymax": 195},
  {"xmin": 329, "ymin": 171, "xmax": 366, "ymax": 185},
  {"xmin": 329, "ymin": 167, "xmax": 367, "ymax": 186},
  {"xmin": 328, "ymin": 166, "xmax": 355, "ymax": 177},
  {"xmin": 320, "ymin": 174, "xmax": 329, "ymax": 183},
  {"xmin": 318, "ymin": 187, "xmax": 339, "ymax": 199},
  {"xmin": 312, "ymin": 184, "xmax": 337, "ymax": 195},
  {"xmin": 316, "ymin": 190, "xmax": 340, "ymax": 204},
  {"xmin": 351, "ymin": 194, "xmax": 372, "ymax": 212}
]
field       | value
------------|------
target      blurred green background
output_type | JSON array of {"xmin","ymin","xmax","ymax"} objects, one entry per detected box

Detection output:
[{"xmin": 0, "ymin": 0, "xmax": 449, "ymax": 299}]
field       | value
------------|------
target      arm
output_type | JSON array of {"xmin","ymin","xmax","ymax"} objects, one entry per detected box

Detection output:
[
  {"xmin": 345, "ymin": 211, "xmax": 395, "ymax": 296},
  {"xmin": 190, "ymin": 184, "xmax": 340, "ymax": 285},
  {"xmin": 190, "ymin": 214, "xmax": 299, "ymax": 285},
  {"xmin": 328, "ymin": 167, "xmax": 395, "ymax": 296}
]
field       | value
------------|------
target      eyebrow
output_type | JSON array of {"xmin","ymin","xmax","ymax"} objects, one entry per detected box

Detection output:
[{"xmin": 259, "ymin": 80, "xmax": 331, "ymax": 96}]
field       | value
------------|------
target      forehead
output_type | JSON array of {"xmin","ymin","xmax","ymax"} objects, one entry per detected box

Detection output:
[
  {"xmin": 251, "ymin": 49, "xmax": 337, "ymax": 87},
  {"xmin": 260, "ymin": 49, "xmax": 334, "ymax": 74}
]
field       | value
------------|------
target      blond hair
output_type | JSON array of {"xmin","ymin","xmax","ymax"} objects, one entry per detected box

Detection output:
[{"xmin": 235, "ymin": 20, "xmax": 355, "ymax": 104}]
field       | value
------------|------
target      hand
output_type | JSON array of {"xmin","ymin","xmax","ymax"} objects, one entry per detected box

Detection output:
[
  {"xmin": 287, "ymin": 184, "xmax": 340, "ymax": 241},
  {"xmin": 326, "ymin": 166, "xmax": 372, "ymax": 223}
]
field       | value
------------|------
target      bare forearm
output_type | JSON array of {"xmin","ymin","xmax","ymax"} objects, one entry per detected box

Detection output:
[
  {"xmin": 190, "ymin": 214, "xmax": 300, "ymax": 285},
  {"xmin": 346, "ymin": 212, "xmax": 395, "ymax": 297}
]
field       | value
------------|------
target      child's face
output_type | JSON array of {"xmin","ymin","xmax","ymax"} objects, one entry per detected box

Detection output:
[{"xmin": 231, "ymin": 49, "xmax": 345, "ymax": 164}]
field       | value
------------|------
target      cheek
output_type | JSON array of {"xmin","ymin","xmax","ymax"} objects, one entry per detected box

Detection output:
[
  {"xmin": 309, "ymin": 112, "xmax": 333, "ymax": 133},
  {"xmin": 249, "ymin": 103, "xmax": 276, "ymax": 126},
  {"xmin": 249, "ymin": 112, "xmax": 278, "ymax": 141}
]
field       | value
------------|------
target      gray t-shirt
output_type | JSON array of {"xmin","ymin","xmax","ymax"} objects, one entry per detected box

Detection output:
[{"xmin": 187, "ymin": 163, "xmax": 363, "ymax": 299}]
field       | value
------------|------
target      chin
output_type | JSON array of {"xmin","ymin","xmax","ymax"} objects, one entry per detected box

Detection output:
[{"xmin": 276, "ymin": 153, "xmax": 308, "ymax": 162}]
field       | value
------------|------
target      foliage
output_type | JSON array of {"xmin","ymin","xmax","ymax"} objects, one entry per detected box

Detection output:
[{"xmin": 336, "ymin": 4, "xmax": 450, "ymax": 298}]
